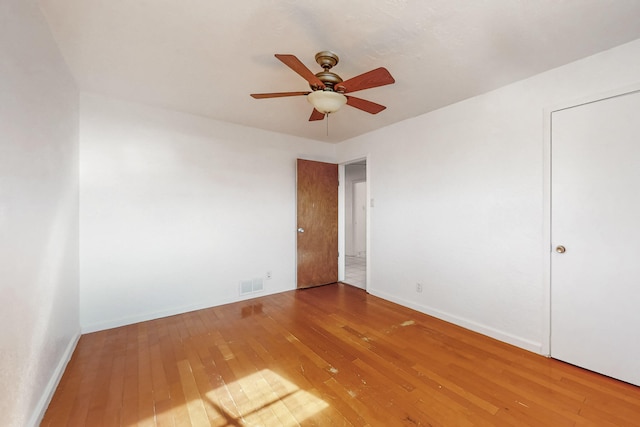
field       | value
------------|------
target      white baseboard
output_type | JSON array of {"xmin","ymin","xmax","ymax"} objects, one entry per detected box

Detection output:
[
  {"xmin": 28, "ymin": 331, "xmax": 81, "ymax": 427},
  {"xmin": 81, "ymin": 287, "xmax": 292, "ymax": 333},
  {"xmin": 368, "ymin": 288, "xmax": 543, "ymax": 354}
]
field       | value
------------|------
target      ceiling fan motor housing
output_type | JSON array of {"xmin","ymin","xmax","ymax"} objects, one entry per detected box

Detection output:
[{"xmin": 314, "ymin": 70, "xmax": 343, "ymax": 90}]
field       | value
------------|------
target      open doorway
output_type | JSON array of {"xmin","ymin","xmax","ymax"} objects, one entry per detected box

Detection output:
[{"xmin": 343, "ymin": 160, "xmax": 366, "ymax": 289}]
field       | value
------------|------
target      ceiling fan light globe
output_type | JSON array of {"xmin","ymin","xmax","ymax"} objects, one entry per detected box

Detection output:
[{"xmin": 307, "ymin": 90, "xmax": 347, "ymax": 114}]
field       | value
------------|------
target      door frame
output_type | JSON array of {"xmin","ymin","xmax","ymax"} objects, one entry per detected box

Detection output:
[
  {"xmin": 542, "ymin": 82, "xmax": 640, "ymax": 356},
  {"xmin": 338, "ymin": 157, "xmax": 370, "ymax": 289}
]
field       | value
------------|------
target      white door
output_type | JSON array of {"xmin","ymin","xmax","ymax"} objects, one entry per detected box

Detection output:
[{"xmin": 551, "ymin": 90, "xmax": 640, "ymax": 386}]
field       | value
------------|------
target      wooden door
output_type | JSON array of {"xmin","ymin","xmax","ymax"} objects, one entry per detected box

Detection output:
[
  {"xmin": 551, "ymin": 90, "xmax": 640, "ymax": 386},
  {"xmin": 297, "ymin": 159, "xmax": 338, "ymax": 289}
]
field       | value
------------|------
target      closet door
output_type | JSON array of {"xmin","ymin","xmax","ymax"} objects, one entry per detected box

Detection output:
[{"xmin": 551, "ymin": 90, "xmax": 640, "ymax": 386}]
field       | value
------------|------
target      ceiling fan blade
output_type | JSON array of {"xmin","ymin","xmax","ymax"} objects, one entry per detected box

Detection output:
[
  {"xmin": 309, "ymin": 109, "xmax": 325, "ymax": 121},
  {"xmin": 275, "ymin": 54, "xmax": 325, "ymax": 89},
  {"xmin": 250, "ymin": 91, "xmax": 310, "ymax": 99},
  {"xmin": 346, "ymin": 96, "xmax": 386, "ymax": 114},
  {"xmin": 335, "ymin": 67, "xmax": 395, "ymax": 93}
]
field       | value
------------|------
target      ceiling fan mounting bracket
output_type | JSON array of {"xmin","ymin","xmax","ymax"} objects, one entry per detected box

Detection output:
[{"xmin": 314, "ymin": 51, "xmax": 339, "ymax": 70}]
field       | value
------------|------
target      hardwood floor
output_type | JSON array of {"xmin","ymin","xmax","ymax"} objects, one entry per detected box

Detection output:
[{"xmin": 42, "ymin": 283, "xmax": 640, "ymax": 426}]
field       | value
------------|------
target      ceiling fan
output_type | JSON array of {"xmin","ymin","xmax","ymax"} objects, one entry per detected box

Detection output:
[{"xmin": 250, "ymin": 51, "xmax": 395, "ymax": 121}]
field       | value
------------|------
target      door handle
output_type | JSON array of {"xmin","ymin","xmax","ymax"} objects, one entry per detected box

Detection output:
[
  {"xmin": 556, "ymin": 245, "xmax": 566, "ymax": 253},
  {"xmin": 297, "ymin": 228, "xmax": 305, "ymax": 233}
]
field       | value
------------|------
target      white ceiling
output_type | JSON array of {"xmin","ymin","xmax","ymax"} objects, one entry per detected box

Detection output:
[{"xmin": 39, "ymin": 0, "xmax": 640, "ymax": 143}]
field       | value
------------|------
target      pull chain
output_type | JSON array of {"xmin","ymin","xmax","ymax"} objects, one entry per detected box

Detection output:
[{"xmin": 326, "ymin": 113, "xmax": 329, "ymax": 136}]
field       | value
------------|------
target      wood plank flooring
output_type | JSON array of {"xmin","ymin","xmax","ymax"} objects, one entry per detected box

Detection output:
[{"xmin": 42, "ymin": 283, "xmax": 640, "ymax": 426}]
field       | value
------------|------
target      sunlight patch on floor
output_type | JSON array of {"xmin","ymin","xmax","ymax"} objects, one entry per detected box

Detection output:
[
  {"xmin": 207, "ymin": 369, "xmax": 328, "ymax": 425},
  {"xmin": 140, "ymin": 364, "xmax": 329, "ymax": 426}
]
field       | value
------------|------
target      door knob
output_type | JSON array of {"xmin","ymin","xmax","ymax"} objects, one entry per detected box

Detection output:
[
  {"xmin": 556, "ymin": 245, "xmax": 566, "ymax": 253},
  {"xmin": 297, "ymin": 228, "xmax": 305, "ymax": 233}
]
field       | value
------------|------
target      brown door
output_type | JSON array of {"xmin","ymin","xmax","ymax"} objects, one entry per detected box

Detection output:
[{"xmin": 296, "ymin": 159, "xmax": 338, "ymax": 289}]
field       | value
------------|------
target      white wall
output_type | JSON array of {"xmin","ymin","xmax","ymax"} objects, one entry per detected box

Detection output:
[
  {"xmin": 0, "ymin": 1, "xmax": 80, "ymax": 425},
  {"xmin": 344, "ymin": 164, "xmax": 366, "ymax": 256},
  {"xmin": 80, "ymin": 94, "xmax": 336, "ymax": 332},
  {"xmin": 337, "ymin": 38, "xmax": 640, "ymax": 353}
]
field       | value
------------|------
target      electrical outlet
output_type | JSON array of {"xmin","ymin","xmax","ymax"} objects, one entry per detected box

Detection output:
[
  {"xmin": 416, "ymin": 282, "xmax": 423, "ymax": 293},
  {"xmin": 266, "ymin": 271, "xmax": 272, "ymax": 280}
]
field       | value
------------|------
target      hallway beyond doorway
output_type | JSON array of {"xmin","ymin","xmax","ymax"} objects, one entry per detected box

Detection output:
[{"xmin": 344, "ymin": 255, "xmax": 365, "ymax": 289}]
